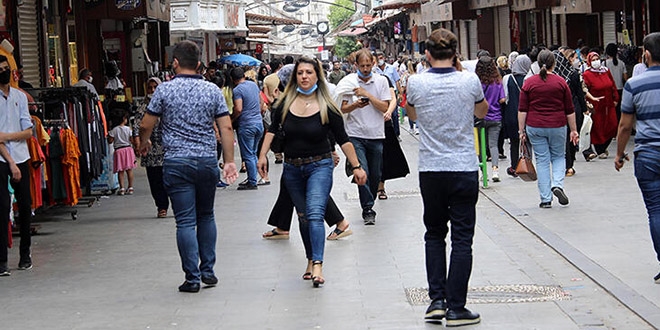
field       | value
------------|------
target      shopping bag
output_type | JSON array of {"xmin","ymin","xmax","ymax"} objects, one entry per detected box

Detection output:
[
  {"xmin": 579, "ymin": 113, "xmax": 593, "ymax": 152},
  {"xmin": 515, "ymin": 141, "xmax": 537, "ymax": 182}
]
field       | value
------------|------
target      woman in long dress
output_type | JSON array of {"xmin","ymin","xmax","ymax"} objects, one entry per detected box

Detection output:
[{"xmin": 583, "ymin": 52, "xmax": 619, "ymax": 159}]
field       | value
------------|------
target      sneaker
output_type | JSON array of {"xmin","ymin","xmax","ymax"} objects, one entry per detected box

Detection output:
[
  {"xmin": 238, "ymin": 179, "xmax": 249, "ymax": 186},
  {"xmin": 498, "ymin": 153, "xmax": 507, "ymax": 159},
  {"xmin": 445, "ymin": 308, "xmax": 481, "ymax": 327},
  {"xmin": 539, "ymin": 202, "xmax": 552, "ymax": 209},
  {"xmin": 425, "ymin": 300, "xmax": 447, "ymax": 322},
  {"xmin": 492, "ymin": 167, "xmax": 500, "ymax": 182},
  {"xmin": 202, "ymin": 275, "xmax": 218, "ymax": 286},
  {"xmin": 216, "ymin": 181, "xmax": 229, "ymax": 188},
  {"xmin": 414, "ymin": 128, "xmax": 419, "ymax": 135},
  {"xmin": 552, "ymin": 187, "xmax": 569, "ymax": 205},
  {"xmin": 178, "ymin": 281, "xmax": 200, "ymax": 293},
  {"xmin": 0, "ymin": 263, "xmax": 9, "ymax": 276},
  {"xmin": 237, "ymin": 183, "xmax": 258, "ymax": 190},
  {"xmin": 506, "ymin": 167, "xmax": 518, "ymax": 178},
  {"xmin": 18, "ymin": 260, "xmax": 32, "ymax": 270},
  {"xmin": 654, "ymin": 272, "xmax": 660, "ymax": 284},
  {"xmin": 362, "ymin": 209, "xmax": 376, "ymax": 225},
  {"xmin": 257, "ymin": 178, "xmax": 271, "ymax": 186}
]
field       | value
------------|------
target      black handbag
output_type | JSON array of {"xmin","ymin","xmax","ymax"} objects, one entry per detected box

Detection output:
[{"xmin": 270, "ymin": 122, "xmax": 285, "ymax": 153}]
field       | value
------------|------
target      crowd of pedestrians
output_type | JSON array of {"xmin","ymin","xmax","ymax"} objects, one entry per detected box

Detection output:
[{"xmin": 4, "ymin": 27, "xmax": 659, "ymax": 329}]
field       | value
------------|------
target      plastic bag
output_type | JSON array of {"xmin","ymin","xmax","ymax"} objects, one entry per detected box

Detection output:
[{"xmin": 579, "ymin": 113, "xmax": 593, "ymax": 152}]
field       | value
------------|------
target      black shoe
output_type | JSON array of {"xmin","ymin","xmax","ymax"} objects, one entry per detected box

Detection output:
[
  {"xmin": 362, "ymin": 209, "xmax": 376, "ymax": 225},
  {"xmin": 0, "ymin": 263, "xmax": 9, "ymax": 276},
  {"xmin": 445, "ymin": 308, "xmax": 481, "ymax": 327},
  {"xmin": 238, "ymin": 179, "xmax": 249, "ymax": 186},
  {"xmin": 18, "ymin": 260, "xmax": 32, "ymax": 270},
  {"xmin": 654, "ymin": 272, "xmax": 660, "ymax": 284},
  {"xmin": 425, "ymin": 300, "xmax": 447, "ymax": 322},
  {"xmin": 237, "ymin": 183, "xmax": 258, "ymax": 190},
  {"xmin": 539, "ymin": 202, "xmax": 552, "ymax": 209},
  {"xmin": 178, "ymin": 281, "xmax": 200, "ymax": 293},
  {"xmin": 552, "ymin": 187, "xmax": 569, "ymax": 205},
  {"xmin": 274, "ymin": 159, "xmax": 283, "ymax": 164},
  {"xmin": 202, "ymin": 275, "xmax": 218, "ymax": 286},
  {"xmin": 583, "ymin": 150, "xmax": 597, "ymax": 162},
  {"xmin": 498, "ymin": 153, "xmax": 507, "ymax": 159}
]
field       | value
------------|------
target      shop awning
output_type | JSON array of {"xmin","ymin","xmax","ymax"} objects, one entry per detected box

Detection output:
[
  {"xmin": 248, "ymin": 25, "xmax": 273, "ymax": 34},
  {"xmin": 245, "ymin": 12, "xmax": 303, "ymax": 25},
  {"xmin": 373, "ymin": 0, "xmax": 429, "ymax": 11},
  {"xmin": 365, "ymin": 11, "xmax": 400, "ymax": 28},
  {"xmin": 336, "ymin": 27, "xmax": 368, "ymax": 37}
]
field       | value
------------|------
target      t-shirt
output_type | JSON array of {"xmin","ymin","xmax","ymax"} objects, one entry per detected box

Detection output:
[
  {"xmin": 147, "ymin": 74, "xmax": 229, "ymax": 159},
  {"xmin": 328, "ymin": 70, "xmax": 346, "ymax": 85},
  {"xmin": 263, "ymin": 72, "xmax": 280, "ymax": 100},
  {"xmin": 518, "ymin": 74, "xmax": 575, "ymax": 128},
  {"xmin": 342, "ymin": 74, "xmax": 391, "ymax": 139},
  {"xmin": 407, "ymin": 67, "xmax": 484, "ymax": 172},
  {"xmin": 108, "ymin": 125, "xmax": 132, "ymax": 148},
  {"xmin": 621, "ymin": 66, "xmax": 660, "ymax": 153},
  {"xmin": 632, "ymin": 63, "xmax": 647, "ymax": 77},
  {"xmin": 233, "ymin": 80, "xmax": 263, "ymax": 128},
  {"xmin": 483, "ymin": 82, "xmax": 505, "ymax": 121},
  {"xmin": 605, "ymin": 58, "xmax": 628, "ymax": 90}
]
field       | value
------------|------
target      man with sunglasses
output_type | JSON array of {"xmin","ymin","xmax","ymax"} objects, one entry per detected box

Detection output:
[{"xmin": 0, "ymin": 55, "xmax": 34, "ymax": 276}]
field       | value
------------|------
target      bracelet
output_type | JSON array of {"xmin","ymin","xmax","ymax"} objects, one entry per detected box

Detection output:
[{"xmin": 351, "ymin": 164, "xmax": 362, "ymax": 171}]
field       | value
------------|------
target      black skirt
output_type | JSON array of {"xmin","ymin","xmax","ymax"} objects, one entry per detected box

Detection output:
[{"xmin": 381, "ymin": 120, "xmax": 410, "ymax": 181}]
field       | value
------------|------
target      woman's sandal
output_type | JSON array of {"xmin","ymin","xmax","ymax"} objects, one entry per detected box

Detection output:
[
  {"xmin": 327, "ymin": 226, "xmax": 353, "ymax": 240},
  {"xmin": 565, "ymin": 168, "xmax": 576, "ymax": 177},
  {"xmin": 127, "ymin": 187, "xmax": 134, "ymax": 195},
  {"xmin": 302, "ymin": 260, "xmax": 313, "ymax": 280},
  {"xmin": 157, "ymin": 209, "xmax": 167, "ymax": 218},
  {"xmin": 311, "ymin": 261, "xmax": 325, "ymax": 288},
  {"xmin": 117, "ymin": 188, "xmax": 125, "ymax": 196},
  {"xmin": 262, "ymin": 229, "xmax": 290, "ymax": 240},
  {"xmin": 377, "ymin": 190, "xmax": 388, "ymax": 200}
]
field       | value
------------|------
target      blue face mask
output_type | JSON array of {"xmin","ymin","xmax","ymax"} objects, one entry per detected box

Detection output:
[
  {"xmin": 297, "ymin": 84, "xmax": 318, "ymax": 95},
  {"xmin": 357, "ymin": 70, "xmax": 372, "ymax": 79}
]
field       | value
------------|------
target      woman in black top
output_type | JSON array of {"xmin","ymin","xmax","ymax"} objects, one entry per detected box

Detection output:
[{"xmin": 258, "ymin": 57, "xmax": 366, "ymax": 287}]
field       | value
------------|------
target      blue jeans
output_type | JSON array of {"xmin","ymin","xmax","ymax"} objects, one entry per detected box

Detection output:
[
  {"xmin": 420, "ymin": 171, "xmax": 479, "ymax": 310},
  {"xmin": 635, "ymin": 148, "xmax": 660, "ymax": 263},
  {"xmin": 283, "ymin": 157, "xmax": 334, "ymax": 262},
  {"xmin": 238, "ymin": 124, "xmax": 264, "ymax": 185},
  {"xmin": 349, "ymin": 137, "xmax": 383, "ymax": 211},
  {"xmin": 163, "ymin": 157, "xmax": 220, "ymax": 283},
  {"xmin": 526, "ymin": 126, "xmax": 566, "ymax": 203}
]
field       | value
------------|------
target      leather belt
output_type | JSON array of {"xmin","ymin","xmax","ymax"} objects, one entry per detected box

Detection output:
[{"xmin": 285, "ymin": 152, "xmax": 332, "ymax": 166}]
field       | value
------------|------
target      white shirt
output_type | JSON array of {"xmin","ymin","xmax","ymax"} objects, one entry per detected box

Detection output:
[
  {"xmin": 0, "ymin": 88, "xmax": 33, "ymax": 163},
  {"xmin": 342, "ymin": 74, "xmax": 391, "ymax": 139}
]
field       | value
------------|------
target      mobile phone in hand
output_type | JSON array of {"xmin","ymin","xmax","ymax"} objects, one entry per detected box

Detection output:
[{"xmin": 360, "ymin": 97, "xmax": 369, "ymax": 103}]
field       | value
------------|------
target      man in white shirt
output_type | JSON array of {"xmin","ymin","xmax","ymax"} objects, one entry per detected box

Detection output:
[
  {"xmin": 0, "ymin": 55, "xmax": 34, "ymax": 276},
  {"xmin": 341, "ymin": 49, "xmax": 391, "ymax": 225}
]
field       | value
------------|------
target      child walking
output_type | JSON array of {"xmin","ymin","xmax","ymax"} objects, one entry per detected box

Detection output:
[{"xmin": 109, "ymin": 110, "xmax": 136, "ymax": 195}]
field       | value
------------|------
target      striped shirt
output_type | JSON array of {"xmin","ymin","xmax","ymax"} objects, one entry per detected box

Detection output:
[{"xmin": 621, "ymin": 66, "xmax": 660, "ymax": 153}]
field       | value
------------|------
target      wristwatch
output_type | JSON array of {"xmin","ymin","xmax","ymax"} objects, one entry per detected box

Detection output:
[{"xmin": 351, "ymin": 164, "xmax": 362, "ymax": 171}]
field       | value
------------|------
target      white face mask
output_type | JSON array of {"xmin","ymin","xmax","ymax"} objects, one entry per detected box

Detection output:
[
  {"xmin": 573, "ymin": 59, "xmax": 581, "ymax": 69},
  {"xmin": 591, "ymin": 60, "xmax": 601, "ymax": 69},
  {"xmin": 378, "ymin": 59, "xmax": 385, "ymax": 66},
  {"xmin": 87, "ymin": 76, "xmax": 93, "ymax": 83}
]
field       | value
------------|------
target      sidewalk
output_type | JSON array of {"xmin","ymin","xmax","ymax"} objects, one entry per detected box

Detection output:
[{"xmin": 0, "ymin": 131, "xmax": 653, "ymax": 329}]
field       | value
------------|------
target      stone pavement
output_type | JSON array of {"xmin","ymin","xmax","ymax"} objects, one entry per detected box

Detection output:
[{"xmin": 0, "ymin": 130, "xmax": 655, "ymax": 329}]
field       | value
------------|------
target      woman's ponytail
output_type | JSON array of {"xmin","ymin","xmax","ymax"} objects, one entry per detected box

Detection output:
[
  {"xmin": 536, "ymin": 49, "xmax": 555, "ymax": 82},
  {"xmin": 539, "ymin": 64, "xmax": 548, "ymax": 81}
]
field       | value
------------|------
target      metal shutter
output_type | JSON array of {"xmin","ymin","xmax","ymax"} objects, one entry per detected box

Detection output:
[
  {"xmin": 602, "ymin": 11, "xmax": 616, "ymax": 46},
  {"xmin": 17, "ymin": 0, "xmax": 42, "ymax": 87},
  {"xmin": 497, "ymin": 6, "xmax": 511, "ymax": 55},
  {"xmin": 469, "ymin": 20, "xmax": 478, "ymax": 59}
]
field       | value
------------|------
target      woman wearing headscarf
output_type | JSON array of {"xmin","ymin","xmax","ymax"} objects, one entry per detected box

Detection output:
[
  {"xmin": 518, "ymin": 50, "xmax": 579, "ymax": 208},
  {"xmin": 583, "ymin": 52, "xmax": 619, "ymax": 159},
  {"xmin": 133, "ymin": 77, "xmax": 170, "ymax": 218},
  {"xmin": 502, "ymin": 55, "xmax": 531, "ymax": 177},
  {"xmin": 556, "ymin": 48, "xmax": 588, "ymax": 176}
]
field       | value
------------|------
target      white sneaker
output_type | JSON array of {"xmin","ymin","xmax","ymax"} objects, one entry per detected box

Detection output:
[
  {"xmin": 414, "ymin": 128, "xmax": 419, "ymax": 135},
  {"xmin": 492, "ymin": 167, "xmax": 500, "ymax": 182}
]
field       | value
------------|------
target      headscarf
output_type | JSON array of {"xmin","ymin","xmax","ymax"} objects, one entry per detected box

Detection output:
[
  {"xmin": 586, "ymin": 52, "xmax": 608, "ymax": 73},
  {"xmin": 147, "ymin": 76, "xmax": 162, "ymax": 86},
  {"xmin": 511, "ymin": 54, "xmax": 531, "ymax": 76},
  {"xmin": 277, "ymin": 64, "xmax": 295, "ymax": 88},
  {"xmin": 508, "ymin": 51, "xmax": 519, "ymax": 67},
  {"xmin": 552, "ymin": 50, "xmax": 574, "ymax": 82}
]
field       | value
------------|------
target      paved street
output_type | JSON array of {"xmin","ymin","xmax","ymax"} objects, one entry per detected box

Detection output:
[{"xmin": 1, "ymin": 129, "xmax": 657, "ymax": 329}]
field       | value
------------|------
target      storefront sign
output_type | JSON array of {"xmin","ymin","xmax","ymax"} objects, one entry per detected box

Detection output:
[
  {"xmin": 116, "ymin": 0, "xmax": 141, "ymax": 10},
  {"xmin": 551, "ymin": 0, "xmax": 591, "ymax": 14},
  {"xmin": 225, "ymin": 4, "xmax": 240, "ymax": 28},
  {"xmin": 510, "ymin": 0, "xmax": 535, "ymax": 11}
]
